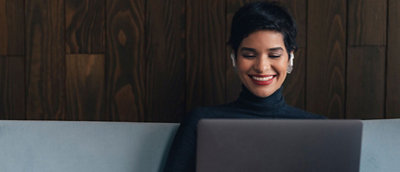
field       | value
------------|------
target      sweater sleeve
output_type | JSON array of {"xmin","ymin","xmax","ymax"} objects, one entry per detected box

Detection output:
[{"xmin": 163, "ymin": 109, "xmax": 204, "ymax": 172}]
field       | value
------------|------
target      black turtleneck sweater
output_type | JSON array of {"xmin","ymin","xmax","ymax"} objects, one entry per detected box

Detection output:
[{"xmin": 163, "ymin": 87, "xmax": 326, "ymax": 172}]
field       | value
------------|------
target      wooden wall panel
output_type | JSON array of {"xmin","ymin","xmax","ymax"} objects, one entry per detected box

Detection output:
[
  {"xmin": 386, "ymin": 0, "xmax": 400, "ymax": 118},
  {"xmin": 186, "ymin": 0, "xmax": 226, "ymax": 112},
  {"xmin": 66, "ymin": 54, "xmax": 105, "ymax": 120},
  {"xmin": 25, "ymin": 0, "xmax": 66, "ymax": 119},
  {"xmin": 1, "ymin": 0, "xmax": 398, "ymax": 121},
  {"xmin": 0, "ymin": 0, "xmax": 24, "ymax": 55},
  {"xmin": 65, "ymin": 0, "xmax": 105, "ymax": 54},
  {"xmin": 0, "ymin": 56, "xmax": 25, "ymax": 119},
  {"xmin": 106, "ymin": 0, "xmax": 145, "ymax": 121},
  {"xmin": 145, "ymin": 0, "xmax": 186, "ymax": 122},
  {"xmin": 348, "ymin": 0, "xmax": 387, "ymax": 46},
  {"xmin": 346, "ymin": 47, "xmax": 385, "ymax": 119},
  {"xmin": 307, "ymin": 0, "xmax": 346, "ymax": 118},
  {"xmin": 283, "ymin": 48, "xmax": 306, "ymax": 109}
]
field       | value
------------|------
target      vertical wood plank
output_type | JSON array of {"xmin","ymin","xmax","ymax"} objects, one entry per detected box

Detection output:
[
  {"xmin": 65, "ymin": 0, "xmax": 105, "ymax": 54},
  {"xmin": 186, "ymin": 0, "xmax": 226, "ymax": 112},
  {"xmin": 283, "ymin": 48, "xmax": 306, "ymax": 109},
  {"xmin": 106, "ymin": 0, "xmax": 145, "ymax": 121},
  {"xmin": 307, "ymin": 0, "xmax": 346, "ymax": 118},
  {"xmin": 66, "ymin": 54, "xmax": 105, "ymax": 120},
  {"xmin": 25, "ymin": 0, "xmax": 66, "ymax": 119},
  {"xmin": 386, "ymin": 0, "xmax": 400, "ymax": 118},
  {"xmin": 0, "ymin": 0, "xmax": 24, "ymax": 55},
  {"xmin": 145, "ymin": 0, "xmax": 186, "ymax": 122},
  {"xmin": 0, "ymin": 56, "xmax": 25, "ymax": 119},
  {"xmin": 348, "ymin": 0, "xmax": 387, "ymax": 46},
  {"xmin": 346, "ymin": 47, "xmax": 385, "ymax": 119}
]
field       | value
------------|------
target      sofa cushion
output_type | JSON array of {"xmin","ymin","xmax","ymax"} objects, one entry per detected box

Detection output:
[{"xmin": 360, "ymin": 119, "xmax": 400, "ymax": 172}]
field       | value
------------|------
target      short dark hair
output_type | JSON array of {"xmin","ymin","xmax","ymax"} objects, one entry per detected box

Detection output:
[{"xmin": 228, "ymin": 1, "xmax": 297, "ymax": 56}]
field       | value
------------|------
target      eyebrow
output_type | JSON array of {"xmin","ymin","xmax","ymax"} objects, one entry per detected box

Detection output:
[
  {"xmin": 240, "ymin": 47, "xmax": 256, "ymax": 52},
  {"xmin": 240, "ymin": 47, "xmax": 284, "ymax": 52}
]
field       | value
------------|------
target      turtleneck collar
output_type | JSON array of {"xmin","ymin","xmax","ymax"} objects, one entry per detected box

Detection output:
[{"xmin": 235, "ymin": 85, "xmax": 286, "ymax": 112}]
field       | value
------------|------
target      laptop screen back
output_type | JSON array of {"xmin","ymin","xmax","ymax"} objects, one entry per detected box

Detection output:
[{"xmin": 197, "ymin": 119, "xmax": 362, "ymax": 172}]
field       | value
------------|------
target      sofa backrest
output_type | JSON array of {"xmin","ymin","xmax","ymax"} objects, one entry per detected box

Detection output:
[
  {"xmin": 1, "ymin": 119, "xmax": 399, "ymax": 172},
  {"xmin": 0, "ymin": 121, "xmax": 179, "ymax": 172},
  {"xmin": 360, "ymin": 119, "xmax": 400, "ymax": 172}
]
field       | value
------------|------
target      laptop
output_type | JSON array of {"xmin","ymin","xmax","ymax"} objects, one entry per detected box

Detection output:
[{"xmin": 197, "ymin": 119, "xmax": 362, "ymax": 172}]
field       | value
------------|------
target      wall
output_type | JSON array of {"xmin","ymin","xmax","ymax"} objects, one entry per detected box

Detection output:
[{"xmin": 0, "ymin": 0, "xmax": 399, "ymax": 121}]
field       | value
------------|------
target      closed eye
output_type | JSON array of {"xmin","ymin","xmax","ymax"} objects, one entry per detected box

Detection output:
[
  {"xmin": 269, "ymin": 54, "xmax": 281, "ymax": 58},
  {"xmin": 242, "ymin": 54, "xmax": 256, "ymax": 58}
]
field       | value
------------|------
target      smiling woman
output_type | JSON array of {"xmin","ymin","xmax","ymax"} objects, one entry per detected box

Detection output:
[
  {"xmin": 164, "ymin": 2, "xmax": 326, "ymax": 172},
  {"xmin": 236, "ymin": 30, "xmax": 289, "ymax": 97}
]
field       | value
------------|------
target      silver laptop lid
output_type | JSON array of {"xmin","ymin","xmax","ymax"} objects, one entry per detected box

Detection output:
[{"xmin": 197, "ymin": 119, "xmax": 362, "ymax": 172}]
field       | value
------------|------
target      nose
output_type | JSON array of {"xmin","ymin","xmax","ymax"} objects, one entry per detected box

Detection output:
[{"xmin": 253, "ymin": 55, "xmax": 270, "ymax": 73}]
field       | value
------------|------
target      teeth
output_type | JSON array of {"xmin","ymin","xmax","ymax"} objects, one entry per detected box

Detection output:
[{"xmin": 252, "ymin": 76, "xmax": 273, "ymax": 81}]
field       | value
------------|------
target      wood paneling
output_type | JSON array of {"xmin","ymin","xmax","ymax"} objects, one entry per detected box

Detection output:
[
  {"xmin": 106, "ymin": 0, "xmax": 145, "ymax": 121},
  {"xmin": 307, "ymin": 0, "xmax": 346, "ymax": 118},
  {"xmin": 66, "ymin": 54, "xmax": 105, "ymax": 120},
  {"xmin": 186, "ymin": 0, "xmax": 226, "ymax": 112},
  {"xmin": 386, "ymin": 0, "xmax": 400, "ymax": 118},
  {"xmin": 346, "ymin": 47, "xmax": 385, "ymax": 119},
  {"xmin": 145, "ymin": 0, "xmax": 186, "ymax": 122},
  {"xmin": 0, "ymin": 0, "xmax": 399, "ymax": 121},
  {"xmin": 348, "ymin": 0, "xmax": 387, "ymax": 46},
  {"xmin": 0, "ymin": 56, "xmax": 25, "ymax": 119},
  {"xmin": 283, "ymin": 48, "xmax": 306, "ymax": 109},
  {"xmin": 65, "ymin": 0, "xmax": 105, "ymax": 54},
  {"xmin": 25, "ymin": 0, "xmax": 66, "ymax": 119},
  {"xmin": 0, "ymin": 0, "xmax": 24, "ymax": 55}
]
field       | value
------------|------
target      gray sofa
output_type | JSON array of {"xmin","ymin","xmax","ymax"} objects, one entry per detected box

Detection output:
[{"xmin": 0, "ymin": 119, "xmax": 399, "ymax": 172}]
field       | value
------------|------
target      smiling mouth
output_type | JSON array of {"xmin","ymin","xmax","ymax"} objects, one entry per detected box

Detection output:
[{"xmin": 249, "ymin": 75, "xmax": 276, "ymax": 85}]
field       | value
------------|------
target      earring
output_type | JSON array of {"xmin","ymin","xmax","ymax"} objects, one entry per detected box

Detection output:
[
  {"xmin": 230, "ymin": 52, "xmax": 236, "ymax": 68},
  {"xmin": 287, "ymin": 53, "xmax": 294, "ymax": 74}
]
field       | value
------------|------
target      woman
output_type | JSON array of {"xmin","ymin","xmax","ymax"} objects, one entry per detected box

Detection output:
[{"xmin": 164, "ymin": 2, "xmax": 325, "ymax": 171}]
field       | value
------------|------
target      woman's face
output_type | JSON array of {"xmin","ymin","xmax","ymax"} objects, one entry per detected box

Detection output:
[{"xmin": 236, "ymin": 30, "xmax": 290, "ymax": 98}]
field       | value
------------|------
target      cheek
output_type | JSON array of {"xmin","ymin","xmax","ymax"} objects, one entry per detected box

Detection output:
[
  {"xmin": 236, "ymin": 58, "xmax": 252, "ymax": 72},
  {"xmin": 276, "ymin": 59, "xmax": 289, "ymax": 72}
]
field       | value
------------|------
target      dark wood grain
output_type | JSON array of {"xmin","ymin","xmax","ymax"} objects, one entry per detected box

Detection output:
[
  {"xmin": 0, "ymin": 56, "xmax": 25, "ymax": 119},
  {"xmin": 145, "ymin": 0, "xmax": 186, "ymax": 122},
  {"xmin": 66, "ymin": 54, "xmax": 105, "ymax": 120},
  {"xmin": 106, "ymin": 0, "xmax": 145, "ymax": 121},
  {"xmin": 186, "ymin": 0, "xmax": 226, "ymax": 112},
  {"xmin": 65, "ymin": 0, "xmax": 105, "ymax": 54},
  {"xmin": 307, "ymin": 0, "xmax": 346, "ymax": 118},
  {"xmin": 346, "ymin": 47, "xmax": 385, "ymax": 119},
  {"xmin": 0, "ymin": 0, "xmax": 24, "ymax": 55},
  {"xmin": 283, "ymin": 48, "xmax": 306, "ymax": 109},
  {"xmin": 25, "ymin": 0, "xmax": 66, "ymax": 119},
  {"xmin": 348, "ymin": 0, "xmax": 387, "ymax": 46},
  {"xmin": 386, "ymin": 0, "xmax": 400, "ymax": 119}
]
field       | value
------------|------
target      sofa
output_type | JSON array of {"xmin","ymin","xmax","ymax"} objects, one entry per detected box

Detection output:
[{"xmin": 0, "ymin": 119, "xmax": 399, "ymax": 172}]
